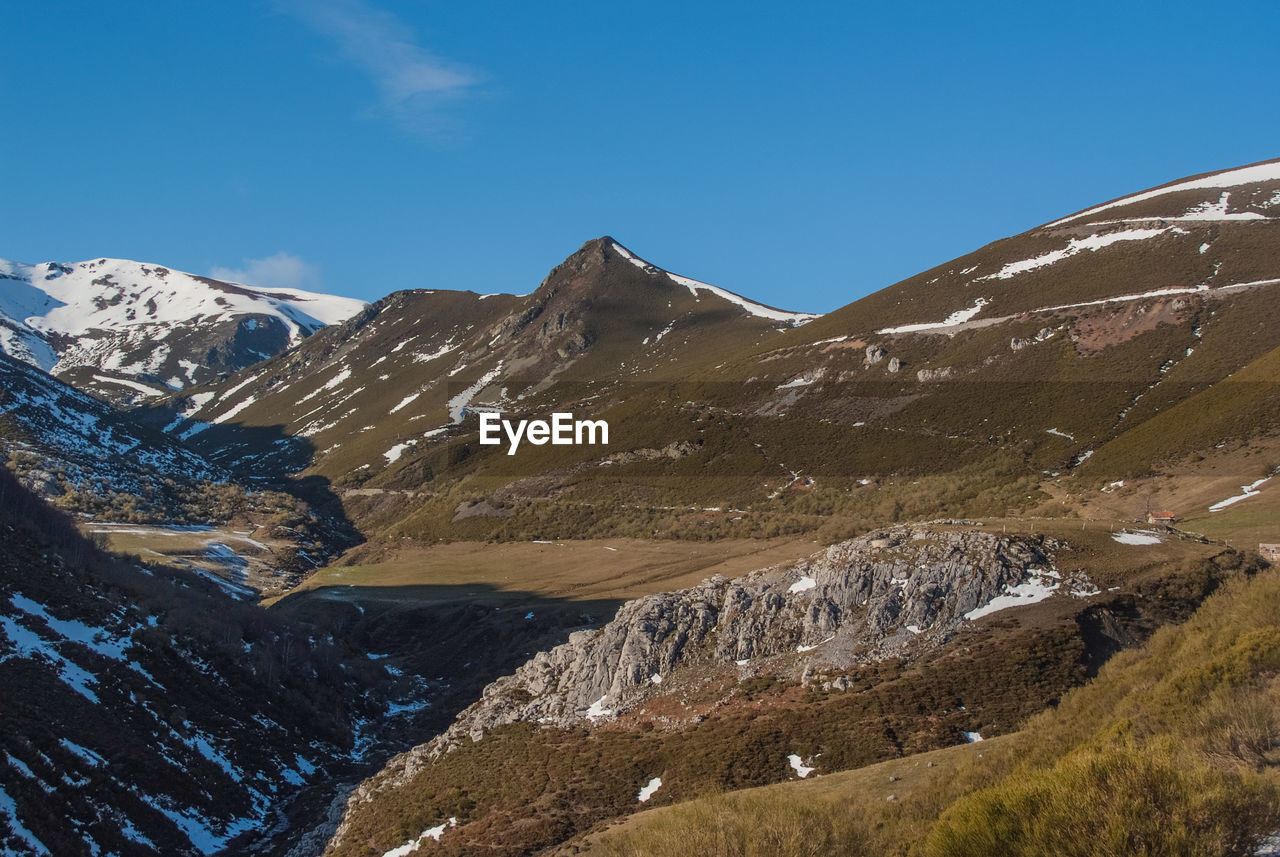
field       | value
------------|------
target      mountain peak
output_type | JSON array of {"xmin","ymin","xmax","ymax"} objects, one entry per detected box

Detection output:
[
  {"xmin": 596, "ymin": 238, "xmax": 816, "ymax": 325},
  {"xmin": 0, "ymin": 255, "xmax": 367, "ymax": 403}
]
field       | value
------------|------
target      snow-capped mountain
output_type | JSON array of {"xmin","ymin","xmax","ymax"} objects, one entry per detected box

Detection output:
[
  {"xmin": 798, "ymin": 157, "xmax": 1280, "ymax": 339},
  {"xmin": 0, "ymin": 257, "xmax": 366, "ymax": 405},
  {"xmin": 147, "ymin": 236, "xmax": 816, "ymax": 481}
]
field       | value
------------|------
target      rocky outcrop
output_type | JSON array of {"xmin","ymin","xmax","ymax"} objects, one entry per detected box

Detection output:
[
  {"xmin": 601, "ymin": 440, "xmax": 700, "ymax": 465},
  {"xmin": 916, "ymin": 366, "xmax": 955, "ymax": 383},
  {"xmin": 432, "ymin": 528, "xmax": 1069, "ymax": 744},
  {"xmin": 328, "ymin": 526, "xmax": 1090, "ymax": 847}
]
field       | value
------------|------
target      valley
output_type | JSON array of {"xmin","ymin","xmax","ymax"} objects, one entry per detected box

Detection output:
[{"xmin": 3, "ymin": 158, "xmax": 1280, "ymax": 856}]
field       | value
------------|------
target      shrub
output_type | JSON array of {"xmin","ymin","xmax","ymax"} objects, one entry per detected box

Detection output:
[{"xmin": 923, "ymin": 742, "xmax": 1278, "ymax": 857}]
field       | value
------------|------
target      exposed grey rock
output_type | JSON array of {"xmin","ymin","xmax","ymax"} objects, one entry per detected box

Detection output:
[
  {"xmin": 602, "ymin": 440, "xmax": 699, "ymax": 465},
  {"xmin": 452, "ymin": 499, "xmax": 512, "ymax": 521},
  {"xmin": 865, "ymin": 344, "xmax": 887, "ymax": 364},
  {"xmin": 328, "ymin": 526, "xmax": 1089, "ymax": 845},
  {"xmin": 886, "ymin": 357, "xmax": 903, "ymax": 373},
  {"xmin": 916, "ymin": 367, "xmax": 954, "ymax": 383}
]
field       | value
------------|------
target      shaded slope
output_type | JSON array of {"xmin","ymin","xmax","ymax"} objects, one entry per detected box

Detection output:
[{"xmin": 0, "ymin": 467, "xmax": 382, "ymax": 856}]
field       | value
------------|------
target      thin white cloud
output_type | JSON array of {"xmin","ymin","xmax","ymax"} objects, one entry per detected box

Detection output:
[
  {"xmin": 279, "ymin": 0, "xmax": 478, "ymax": 133},
  {"xmin": 210, "ymin": 252, "xmax": 322, "ymax": 291}
]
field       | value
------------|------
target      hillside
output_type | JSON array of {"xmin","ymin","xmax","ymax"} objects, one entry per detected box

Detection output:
[
  {"xmin": 587, "ymin": 555, "xmax": 1280, "ymax": 857},
  {"xmin": 143, "ymin": 237, "xmax": 814, "ymax": 487},
  {"xmin": 134, "ymin": 161, "xmax": 1280, "ymax": 552},
  {"xmin": 0, "ymin": 351, "xmax": 223, "ymax": 514},
  {"xmin": 0, "ymin": 256, "xmax": 365, "ymax": 405},
  {"xmin": 0, "ymin": 466, "xmax": 387, "ymax": 856}
]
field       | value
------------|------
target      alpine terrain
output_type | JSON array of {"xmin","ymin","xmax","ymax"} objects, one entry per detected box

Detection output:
[{"xmin": 3, "ymin": 158, "xmax": 1280, "ymax": 856}]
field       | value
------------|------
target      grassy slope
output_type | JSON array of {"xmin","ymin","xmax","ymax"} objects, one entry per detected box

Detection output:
[{"xmin": 585, "ymin": 561, "xmax": 1280, "ymax": 857}]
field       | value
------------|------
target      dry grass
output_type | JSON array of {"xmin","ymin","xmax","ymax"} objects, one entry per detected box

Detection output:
[{"xmin": 274, "ymin": 536, "xmax": 820, "ymax": 608}]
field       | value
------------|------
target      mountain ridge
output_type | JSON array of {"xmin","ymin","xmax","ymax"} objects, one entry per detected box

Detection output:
[{"xmin": 0, "ymin": 256, "xmax": 367, "ymax": 405}]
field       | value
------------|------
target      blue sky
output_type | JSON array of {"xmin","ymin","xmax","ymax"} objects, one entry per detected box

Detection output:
[{"xmin": 3, "ymin": 1, "xmax": 1278, "ymax": 313}]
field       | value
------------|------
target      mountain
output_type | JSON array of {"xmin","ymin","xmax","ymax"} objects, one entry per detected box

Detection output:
[
  {"xmin": 141, "ymin": 161, "xmax": 1280, "ymax": 553},
  {"xmin": 6, "ymin": 158, "xmax": 1280, "ymax": 856},
  {"xmin": 0, "ymin": 351, "xmax": 224, "ymax": 513},
  {"xmin": 146, "ymin": 237, "xmax": 815, "ymax": 483},
  {"xmin": 0, "ymin": 467, "xmax": 390, "ymax": 856},
  {"xmin": 0, "ymin": 257, "xmax": 366, "ymax": 405},
  {"xmin": 294, "ymin": 158, "xmax": 1280, "ymax": 855}
]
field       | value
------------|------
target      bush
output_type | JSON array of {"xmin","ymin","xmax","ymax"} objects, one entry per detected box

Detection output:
[{"xmin": 923, "ymin": 742, "xmax": 1279, "ymax": 857}]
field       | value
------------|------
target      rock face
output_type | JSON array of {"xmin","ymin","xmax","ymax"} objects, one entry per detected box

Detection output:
[
  {"xmin": 437, "ymin": 527, "xmax": 1066, "ymax": 743},
  {"xmin": 328, "ymin": 526, "xmax": 1086, "ymax": 848}
]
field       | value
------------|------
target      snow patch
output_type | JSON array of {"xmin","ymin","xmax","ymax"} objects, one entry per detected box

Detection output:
[
  {"xmin": 964, "ymin": 572, "xmax": 1060, "ymax": 621},
  {"xmin": 1210, "ymin": 475, "xmax": 1272, "ymax": 512},
  {"xmin": 877, "ymin": 298, "xmax": 989, "ymax": 335},
  {"xmin": 90, "ymin": 375, "xmax": 163, "ymax": 396},
  {"xmin": 384, "ymin": 441, "xmax": 416, "ymax": 465},
  {"xmin": 585, "ymin": 695, "xmax": 612, "ymax": 720},
  {"xmin": 390, "ymin": 392, "xmax": 421, "ymax": 414},
  {"xmin": 1112, "ymin": 532, "xmax": 1163, "ymax": 546},
  {"xmin": 382, "ymin": 818, "xmax": 459, "ymax": 856},
  {"xmin": 788, "ymin": 754, "xmax": 815, "ymax": 778},
  {"xmin": 447, "ymin": 364, "xmax": 503, "ymax": 423},
  {"xmin": 984, "ymin": 229, "xmax": 1169, "ymax": 280},
  {"xmin": 637, "ymin": 776, "xmax": 663, "ymax": 802},
  {"xmin": 788, "ymin": 576, "xmax": 817, "ymax": 594}
]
